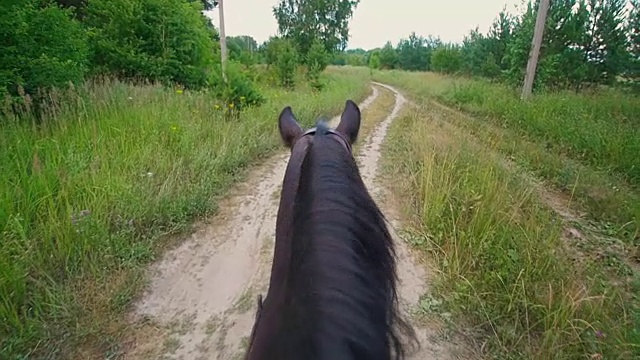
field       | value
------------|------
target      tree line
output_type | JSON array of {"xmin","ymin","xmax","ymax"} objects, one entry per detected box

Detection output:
[
  {"xmin": 339, "ymin": 0, "xmax": 640, "ymax": 92},
  {"xmin": 0, "ymin": 0, "xmax": 363, "ymax": 118}
]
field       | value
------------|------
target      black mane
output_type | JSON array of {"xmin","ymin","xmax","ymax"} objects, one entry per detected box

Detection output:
[{"xmin": 268, "ymin": 130, "xmax": 410, "ymax": 360}]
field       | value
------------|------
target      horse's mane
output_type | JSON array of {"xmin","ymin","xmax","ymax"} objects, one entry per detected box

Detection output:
[{"xmin": 272, "ymin": 122, "xmax": 411, "ymax": 359}]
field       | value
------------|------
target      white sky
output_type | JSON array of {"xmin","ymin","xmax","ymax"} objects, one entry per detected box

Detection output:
[{"xmin": 205, "ymin": 0, "xmax": 525, "ymax": 50}]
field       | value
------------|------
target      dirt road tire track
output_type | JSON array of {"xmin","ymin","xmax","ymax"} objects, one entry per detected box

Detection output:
[{"xmin": 126, "ymin": 83, "xmax": 457, "ymax": 359}]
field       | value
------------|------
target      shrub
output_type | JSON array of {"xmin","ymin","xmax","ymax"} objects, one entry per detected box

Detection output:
[
  {"xmin": 0, "ymin": 1, "xmax": 88, "ymax": 99},
  {"xmin": 210, "ymin": 61, "xmax": 265, "ymax": 118},
  {"xmin": 431, "ymin": 46, "xmax": 463, "ymax": 74},
  {"xmin": 306, "ymin": 38, "xmax": 329, "ymax": 91},
  {"xmin": 274, "ymin": 39, "xmax": 299, "ymax": 89},
  {"xmin": 85, "ymin": 0, "xmax": 216, "ymax": 89}
]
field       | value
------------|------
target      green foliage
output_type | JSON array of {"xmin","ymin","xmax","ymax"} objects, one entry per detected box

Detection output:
[
  {"xmin": 430, "ymin": 45, "xmax": 463, "ymax": 74},
  {"xmin": 368, "ymin": 51, "xmax": 381, "ymax": 69},
  {"xmin": 307, "ymin": 38, "xmax": 329, "ymax": 74},
  {"xmin": 343, "ymin": 48, "xmax": 369, "ymax": 66},
  {"xmin": 306, "ymin": 38, "xmax": 329, "ymax": 91},
  {"xmin": 338, "ymin": 0, "xmax": 635, "ymax": 92},
  {"xmin": 273, "ymin": 0, "xmax": 360, "ymax": 59},
  {"xmin": 272, "ymin": 38, "xmax": 299, "ymax": 88},
  {"xmin": 227, "ymin": 35, "xmax": 259, "ymax": 68},
  {"xmin": 375, "ymin": 70, "xmax": 640, "ymax": 237},
  {"xmin": 210, "ymin": 61, "xmax": 265, "ymax": 118},
  {"xmin": 0, "ymin": 1, "xmax": 88, "ymax": 99},
  {"xmin": 0, "ymin": 67, "xmax": 372, "ymax": 360},
  {"xmin": 262, "ymin": 36, "xmax": 284, "ymax": 67},
  {"xmin": 378, "ymin": 41, "xmax": 398, "ymax": 69},
  {"xmin": 378, "ymin": 69, "xmax": 640, "ymax": 360},
  {"xmin": 85, "ymin": 0, "xmax": 216, "ymax": 89},
  {"xmin": 629, "ymin": 0, "xmax": 640, "ymax": 88},
  {"xmin": 396, "ymin": 32, "xmax": 440, "ymax": 71}
]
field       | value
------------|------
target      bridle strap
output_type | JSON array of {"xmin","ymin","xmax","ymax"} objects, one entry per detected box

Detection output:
[{"xmin": 300, "ymin": 127, "xmax": 352, "ymax": 154}]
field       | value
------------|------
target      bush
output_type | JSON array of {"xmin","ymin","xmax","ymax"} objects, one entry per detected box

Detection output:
[
  {"xmin": 85, "ymin": 0, "xmax": 216, "ymax": 89},
  {"xmin": 431, "ymin": 46, "xmax": 463, "ymax": 74},
  {"xmin": 306, "ymin": 38, "xmax": 329, "ymax": 74},
  {"xmin": 0, "ymin": 1, "xmax": 88, "ymax": 99},
  {"xmin": 368, "ymin": 51, "xmax": 381, "ymax": 70},
  {"xmin": 273, "ymin": 38, "xmax": 299, "ymax": 89},
  {"xmin": 306, "ymin": 39, "xmax": 329, "ymax": 91},
  {"xmin": 210, "ymin": 61, "xmax": 265, "ymax": 118}
]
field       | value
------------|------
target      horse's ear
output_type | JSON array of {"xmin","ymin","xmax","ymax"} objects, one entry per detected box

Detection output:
[
  {"xmin": 336, "ymin": 99, "xmax": 361, "ymax": 144},
  {"xmin": 278, "ymin": 106, "xmax": 303, "ymax": 148}
]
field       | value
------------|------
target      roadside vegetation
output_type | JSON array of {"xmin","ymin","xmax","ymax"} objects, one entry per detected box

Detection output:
[
  {"xmin": 1, "ymin": 0, "xmax": 366, "ymax": 357},
  {"xmin": 4, "ymin": 0, "xmax": 640, "ymax": 358},
  {"xmin": 373, "ymin": 0, "xmax": 640, "ymax": 358}
]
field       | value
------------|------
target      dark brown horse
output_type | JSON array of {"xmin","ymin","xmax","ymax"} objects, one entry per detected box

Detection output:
[{"xmin": 245, "ymin": 100, "xmax": 415, "ymax": 360}]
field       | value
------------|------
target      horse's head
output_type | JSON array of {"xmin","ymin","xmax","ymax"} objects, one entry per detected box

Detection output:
[
  {"xmin": 277, "ymin": 99, "xmax": 362, "ymax": 157},
  {"xmin": 246, "ymin": 98, "xmax": 415, "ymax": 360}
]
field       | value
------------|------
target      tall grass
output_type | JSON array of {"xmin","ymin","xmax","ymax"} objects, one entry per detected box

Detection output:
[
  {"xmin": 383, "ymin": 106, "xmax": 639, "ymax": 359},
  {"xmin": 0, "ymin": 67, "xmax": 371, "ymax": 358},
  {"xmin": 374, "ymin": 70, "xmax": 640, "ymax": 187},
  {"xmin": 373, "ymin": 70, "xmax": 640, "ymax": 243}
]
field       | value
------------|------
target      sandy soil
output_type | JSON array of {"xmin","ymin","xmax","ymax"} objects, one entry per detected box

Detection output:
[{"xmin": 125, "ymin": 83, "xmax": 462, "ymax": 360}]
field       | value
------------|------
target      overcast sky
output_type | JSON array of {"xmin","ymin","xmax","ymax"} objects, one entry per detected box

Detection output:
[{"xmin": 205, "ymin": 0, "xmax": 526, "ymax": 50}]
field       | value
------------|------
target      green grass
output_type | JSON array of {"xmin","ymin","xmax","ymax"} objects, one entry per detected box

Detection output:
[
  {"xmin": 376, "ymin": 68, "xmax": 640, "ymax": 358},
  {"xmin": 383, "ymin": 103, "xmax": 640, "ymax": 359},
  {"xmin": 373, "ymin": 70, "xmax": 640, "ymax": 244},
  {"xmin": 374, "ymin": 70, "xmax": 640, "ymax": 186},
  {"xmin": 0, "ymin": 66, "xmax": 372, "ymax": 359}
]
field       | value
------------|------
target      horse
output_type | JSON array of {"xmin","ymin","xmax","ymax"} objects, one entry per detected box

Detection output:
[{"xmin": 244, "ymin": 99, "xmax": 415, "ymax": 360}]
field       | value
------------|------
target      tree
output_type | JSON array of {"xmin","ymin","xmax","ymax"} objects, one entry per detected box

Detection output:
[
  {"xmin": 198, "ymin": 0, "xmax": 219, "ymax": 10},
  {"xmin": 368, "ymin": 50, "xmax": 381, "ymax": 69},
  {"xmin": 486, "ymin": 8, "xmax": 515, "ymax": 71},
  {"xmin": 273, "ymin": 0, "xmax": 360, "ymax": 59},
  {"xmin": 227, "ymin": 35, "xmax": 259, "ymax": 67},
  {"xmin": 306, "ymin": 38, "xmax": 329, "ymax": 90},
  {"xmin": 431, "ymin": 45, "xmax": 463, "ymax": 74},
  {"xmin": 378, "ymin": 41, "xmax": 398, "ymax": 69},
  {"xmin": 461, "ymin": 27, "xmax": 493, "ymax": 76},
  {"xmin": 270, "ymin": 38, "xmax": 298, "ymax": 88},
  {"xmin": 590, "ymin": 0, "xmax": 629, "ymax": 84},
  {"xmin": 307, "ymin": 37, "xmax": 329, "ymax": 74},
  {"xmin": 628, "ymin": 0, "xmax": 640, "ymax": 88},
  {"xmin": 344, "ymin": 48, "xmax": 368, "ymax": 66},
  {"xmin": 396, "ymin": 32, "xmax": 439, "ymax": 71},
  {"xmin": 0, "ymin": 0, "xmax": 88, "ymax": 100},
  {"xmin": 85, "ymin": 0, "xmax": 217, "ymax": 89}
]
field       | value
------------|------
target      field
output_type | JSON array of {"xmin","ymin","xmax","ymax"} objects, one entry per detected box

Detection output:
[
  {"xmin": 0, "ymin": 67, "xmax": 372, "ymax": 358},
  {"xmin": 376, "ymin": 70, "xmax": 640, "ymax": 358},
  {"xmin": 2, "ymin": 65, "xmax": 639, "ymax": 359}
]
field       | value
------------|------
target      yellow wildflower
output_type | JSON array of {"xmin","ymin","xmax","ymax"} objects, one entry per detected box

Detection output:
[
  {"xmin": 176, "ymin": 89, "xmax": 183, "ymax": 94},
  {"xmin": 229, "ymin": 103, "xmax": 234, "ymax": 108},
  {"xmin": 214, "ymin": 104, "xmax": 221, "ymax": 110}
]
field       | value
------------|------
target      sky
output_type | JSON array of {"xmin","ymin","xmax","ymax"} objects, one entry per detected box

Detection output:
[{"xmin": 205, "ymin": 0, "xmax": 525, "ymax": 50}]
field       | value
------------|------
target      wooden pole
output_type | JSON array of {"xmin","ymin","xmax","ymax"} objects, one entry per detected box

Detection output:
[
  {"xmin": 521, "ymin": 0, "xmax": 550, "ymax": 100},
  {"xmin": 218, "ymin": 0, "xmax": 228, "ymax": 83}
]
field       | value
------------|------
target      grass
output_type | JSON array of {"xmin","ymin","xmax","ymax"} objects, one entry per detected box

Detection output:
[
  {"xmin": 374, "ymin": 70, "xmax": 640, "ymax": 185},
  {"xmin": 373, "ymin": 70, "xmax": 639, "ymax": 244},
  {"xmin": 382, "ymin": 102, "xmax": 640, "ymax": 359},
  {"xmin": 351, "ymin": 84, "xmax": 396, "ymax": 155},
  {"xmin": 0, "ymin": 66, "xmax": 372, "ymax": 359},
  {"xmin": 376, "ymin": 69, "xmax": 640, "ymax": 358}
]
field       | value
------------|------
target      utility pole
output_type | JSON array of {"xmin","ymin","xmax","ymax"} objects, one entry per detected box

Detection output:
[
  {"xmin": 521, "ymin": 0, "xmax": 550, "ymax": 100},
  {"xmin": 217, "ymin": 0, "xmax": 228, "ymax": 83}
]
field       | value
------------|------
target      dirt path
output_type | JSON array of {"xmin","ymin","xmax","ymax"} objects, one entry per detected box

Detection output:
[{"xmin": 126, "ymin": 83, "xmax": 458, "ymax": 360}]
